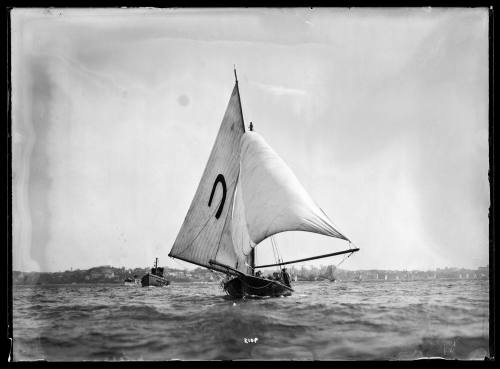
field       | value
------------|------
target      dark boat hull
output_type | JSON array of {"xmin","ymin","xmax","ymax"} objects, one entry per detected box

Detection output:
[
  {"xmin": 141, "ymin": 273, "xmax": 170, "ymax": 287},
  {"xmin": 223, "ymin": 274, "xmax": 293, "ymax": 298}
]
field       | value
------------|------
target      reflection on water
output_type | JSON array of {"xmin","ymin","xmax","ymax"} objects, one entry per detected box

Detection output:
[{"xmin": 13, "ymin": 279, "xmax": 489, "ymax": 360}]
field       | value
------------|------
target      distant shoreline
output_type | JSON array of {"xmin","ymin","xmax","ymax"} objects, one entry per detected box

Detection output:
[{"xmin": 12, "ymin": 265, "xmax": 489, "ymax": 286}]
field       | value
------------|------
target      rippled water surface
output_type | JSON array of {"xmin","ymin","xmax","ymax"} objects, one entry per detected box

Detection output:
[{"xmin": 13, "ymin": 280, "xmax": 489, "ymax": 360}]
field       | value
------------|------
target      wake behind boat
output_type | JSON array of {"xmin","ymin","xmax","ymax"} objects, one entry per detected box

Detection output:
[{"xmin": 168, "ymin": 69, "xmax": 359, "ymax": 298}]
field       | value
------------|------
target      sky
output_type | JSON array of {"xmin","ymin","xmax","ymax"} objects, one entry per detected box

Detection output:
[{"xmin": 11, "ymin": 8, "xmax": 490, "ymax": 273}]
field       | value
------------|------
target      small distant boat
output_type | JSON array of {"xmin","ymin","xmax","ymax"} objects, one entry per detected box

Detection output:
[
  {"xmin": 124, "ymin": 275, "xmax": 140, "ymax": 286},
  {"xmin": 324, "ymin": 265, "xmax": 337, "ymax": 282},
  {"xmin": 141, "ymin": 258, "xmax": 171, "ymax": 287}
]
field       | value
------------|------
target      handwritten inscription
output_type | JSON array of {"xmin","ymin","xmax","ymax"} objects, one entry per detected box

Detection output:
[
  {"xmin": 443, "ymin": 339, "xmax": 456, "ymax": 356},
  {"xmin": 243, "ymin": 337, "xmax": 259, "ymax": 344}
]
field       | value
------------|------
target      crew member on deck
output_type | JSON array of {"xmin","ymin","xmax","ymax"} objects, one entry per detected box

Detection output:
[
  {"xmin": 282, "ymin": 268, "xmax": 291, "ymax": 287},
  {"xmin": 249, "ymin": 122, "xmax": 253, "ymax": 131}
]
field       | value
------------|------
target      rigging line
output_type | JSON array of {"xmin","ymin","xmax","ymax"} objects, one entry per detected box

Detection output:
[
  {"xmin": 336, "ymin": 250, "xmax": 354, "ymax": 269},
  {"xmin": 272, "ymin": 236, "xmax": 282, "ymax": 268},
  {"xmin": 348, "ymin": 241, "xmax": 360, "ymax": 250},
  {"xmin": 276, "ymin": 240, "xmax": 282, "ymax": 266},
  {"xmin": 336, "ymin": 253, "xmax": 349, "ymax": 267},
  {"xmin": 271, "ymin": 236, "xmax": 277, "ymax": 259},
  {"xmin": 274, "ymin": 241, "xmax": 281, "ymax": 271},
  {"xmin": 272, "ymin": 237, "xmax": 283, "ymax": 271},
  {"xmin": 271, "ymin": 236, "xmax": 277, "ymax": 260},
  {"xmin": 270, "ymin": 237, "xmax": 278, "ymax": 267}
]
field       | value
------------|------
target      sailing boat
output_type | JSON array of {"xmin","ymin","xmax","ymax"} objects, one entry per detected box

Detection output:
[
  {"xmin": 324, "ymin": 265, "xmax": 337, "ymax": 282},
  {"xmin": 168, "ymin": 70, "xmax": 359, "ymax": 298}
]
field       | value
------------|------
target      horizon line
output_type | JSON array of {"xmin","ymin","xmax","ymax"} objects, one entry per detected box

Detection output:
[{"xmin": 13, "ymin": 264, "xmax": 489, "ymax": 274}]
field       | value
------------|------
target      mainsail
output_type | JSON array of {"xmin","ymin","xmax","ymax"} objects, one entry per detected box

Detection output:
[
  {"xmin": 232, "ymin": 131, "xmax": 349, "ymax": 250},
  {"xmin": 168, "ymin": 82, "xmax": 246, "ymax": 273}
]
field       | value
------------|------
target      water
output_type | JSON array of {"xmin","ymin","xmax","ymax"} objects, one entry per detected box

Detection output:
[{"xmin": 12, "ymin": 279, "xmax": 489, "ymax": 361}]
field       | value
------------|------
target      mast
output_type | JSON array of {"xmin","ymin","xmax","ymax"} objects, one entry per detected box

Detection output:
[
  {"xmin": 248, "ymin": 120, "xmax": 255, "ymax": 275},
  {"xmin": 235, "ymin": 65, "xmax": 255, "ymax": 276},
  {"xmin": 234, "ymin": 65, "xmax": 246, "ymax": 132}
]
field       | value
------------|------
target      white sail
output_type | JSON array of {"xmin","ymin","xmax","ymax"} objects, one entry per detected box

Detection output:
[
  {"xmin": 168, "ymin": 83, "xmax": 246, "ymax": 273},
  {"xmin": 214, "ymin": 187, "xmax": 250, "ymax": 274},
  {"xmin": 236, "ymin": 131, "xmax": 349, "ymax": 248},
  {"xmin": 231, "ymin": 179, "xmax": 256, "ymax": 258}
]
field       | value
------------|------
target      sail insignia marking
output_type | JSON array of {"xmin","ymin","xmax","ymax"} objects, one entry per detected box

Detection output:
[
  {"xmin": 208, "ymin": 174, "xmax": 227, "ymax": 219},
  {"xmin": 177, "ymin": 176, "xmax": 237, "ymax": 258}
]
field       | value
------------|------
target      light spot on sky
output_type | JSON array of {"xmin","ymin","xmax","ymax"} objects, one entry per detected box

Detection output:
[{"xmin": 178, "ymin": 94, "xmax": 190, "ymax": 106}]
